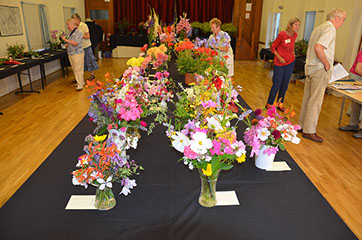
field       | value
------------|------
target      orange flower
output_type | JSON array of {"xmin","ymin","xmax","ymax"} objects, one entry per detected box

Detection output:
[
  {"xmin": 224, "ymin": 55, "xmax": 229, "ymax": 59},
  {"xmin": 289, "ymin": 110, "xmax": 296, "ymax": 117},
  {"xmin": 151, "ymin": 42, "xmax": 156, "ymax": 46}
]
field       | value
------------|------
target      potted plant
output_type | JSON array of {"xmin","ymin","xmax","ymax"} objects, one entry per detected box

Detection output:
[
  {"xmin": 190, "ymin": 21, "xmax": 203, "ymax": 37},
  {"xmin": 6, "ymin": 44, "xmax": 25, "ymax": 59},
  {"xmin": 294, "ymin": 39, "xmax": 308, "ymax": 57},
  {"xmin": 221, "ymin": 23, "xmax": 237, "ymax": 37},
  {"xmin": 117, "ymin": 18, "xmax": 130, "ymax": 35},
  {"xmin": 200, "ymin": 22, "xmax": 212, "ymax": 37}
]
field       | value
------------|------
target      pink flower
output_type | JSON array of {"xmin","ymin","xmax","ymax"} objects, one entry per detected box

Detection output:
[
  {"xmin": 140, "ymin": 121, "xmax": 147, "ymax": 127},
  {"xmin": 164, "ymin": 71, "xmax": 170, "ymax": 77},
  {"xmin": 107, "ymin": 124, "xmax": 113, "ymax": 130},
  {"xmin": 120, "ymin": 127, "xmax": 126, "ymax": 132},
  {"xmin": 184, "ymin": 145, "xmax": 198, "ymax": 159},
  {"xmin": 155, "ymin": 72, "xmax": 163, "ymax": 79},
  {"xmin": 210, "ymin": 140, "xmax": 221, "ymax": 155},
  {"xmin": 263, "ymin": 146, "xmax": 278, "ymax": 156},
  {"xmin": 267, "ymin": 106, "xmax": 277, "ymax": 117}
]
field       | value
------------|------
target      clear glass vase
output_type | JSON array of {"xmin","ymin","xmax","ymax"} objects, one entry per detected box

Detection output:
[
  {"xmin": 94, "ymin": 187, "xmax": 116, "ymax": 211},
  {"xmin": 198, "ymin": 169, "xmax": 221, "ymax": 208}
]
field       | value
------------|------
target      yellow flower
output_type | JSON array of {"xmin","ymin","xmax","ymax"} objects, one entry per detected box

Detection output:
[
  {"xmin": 94, "ymin": 134, "xmax": 107, "ymax": 142},
  {"xmin": 236, "ymin": 154, "xmax": 246, "ymax": 163},
  {"xmin": 202, "ymin": 164, "xmax": 212, "ymax": 176}
]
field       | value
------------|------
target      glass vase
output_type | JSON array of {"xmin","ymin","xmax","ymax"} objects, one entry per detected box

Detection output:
[
  {"xmin": 94, "ymin": 187, "xmax": 116, "ymax": 211},
  {"xmin": 198, "ymin": 169, "xmax": 221, "ymax": 208}
]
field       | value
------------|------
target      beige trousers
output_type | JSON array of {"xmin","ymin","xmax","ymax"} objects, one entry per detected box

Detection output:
[
  {"xmin": 299, "ymin": 68, "xmax": 332, "ymax": 133},
  {"xmin": 349, "ymin": 101, "xmax": 362, "ymax": 129},
  {"xmin": 68, "ymin": 53, "xmax": 85, "ymax": 88}
]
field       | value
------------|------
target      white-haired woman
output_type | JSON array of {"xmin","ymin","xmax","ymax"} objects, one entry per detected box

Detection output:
[
  {"xmin": 72, "ymin": 13, "xmax": 99, "ymax": 80},
  {"xmin": 61, "ymin": 19, "xmax": 84, "ymax": 90}
]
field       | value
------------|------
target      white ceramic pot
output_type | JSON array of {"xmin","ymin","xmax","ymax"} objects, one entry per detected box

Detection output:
[{"xmin": 255, "ymin": 145, "xmax": 276, "ymax": 170}]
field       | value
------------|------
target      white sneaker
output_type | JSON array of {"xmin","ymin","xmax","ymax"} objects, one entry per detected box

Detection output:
[
  {"xmin": 353, "ymin": 130, "xmax": 362, "ymax": 139},
  {"xmin": 76, "ymin": 86, "xmax": 83, "ymax": 91}
]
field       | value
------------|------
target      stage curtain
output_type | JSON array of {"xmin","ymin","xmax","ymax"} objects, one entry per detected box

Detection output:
[
  {"xmin": 176, "ymin": 0, "xmax": 234, "ymax": 23},
  {"xmin": 114, "ymin": 0, "xmax": 176, "ymax": 26}
]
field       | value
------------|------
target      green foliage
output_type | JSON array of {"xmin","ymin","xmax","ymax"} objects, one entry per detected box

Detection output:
[
  {"xmin": 6, "ymin": 43, "xmax": 25, "ymax": 58},
  {"xmin": 190, "ymin": 21, "xmax": 203, "ymax": 29},
  {"xmin": 294, "ymin": 39, "xmax": 309, "ymax": 57},
  {"xmin": 201, "ymin": 22, "xmax": 212, "ymax": 35},
  {"xmin": 117, "ymin": 18, "xmax": 130, "ymax": 34},
  {"xmin": 220, "ymin": 23, "xmax": 237, "ymax": 36},
  {"xmin": 175, "ymin": 49, "xmax": 198, "ymax": 74}
]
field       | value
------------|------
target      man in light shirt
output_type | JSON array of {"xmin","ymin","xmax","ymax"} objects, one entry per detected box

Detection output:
[{"xmin": 298, "ymin": 9, "xmax": 346, "ymax": 142}]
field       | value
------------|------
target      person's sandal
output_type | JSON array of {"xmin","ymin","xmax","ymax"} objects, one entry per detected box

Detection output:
[{"xmin": 89, "ymin": 75, "xmax": 95, "ymax": 80}]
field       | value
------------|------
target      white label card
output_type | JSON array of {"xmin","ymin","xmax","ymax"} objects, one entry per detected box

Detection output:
[
  {"xmin": 215, "ymin": 191, "xmax": 240, "ymax": 206},
  {"xmin": 65, "ymin": 195, "xmax": 97, "ymax": 210}
]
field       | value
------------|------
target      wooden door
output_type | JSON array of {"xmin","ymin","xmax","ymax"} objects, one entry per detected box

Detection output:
[{"xmin": 233, "ymin": 0, "xmax": 263, "ymax": 60}]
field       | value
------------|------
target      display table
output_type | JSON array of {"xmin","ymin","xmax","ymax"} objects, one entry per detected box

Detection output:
[{"xmin": 0, "ymin": 61, "xmax": 357, "ymax": 240}]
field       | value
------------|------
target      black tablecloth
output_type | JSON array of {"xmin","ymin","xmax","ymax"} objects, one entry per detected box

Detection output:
[
  {"xmin": 0, "ymin": 60, "xmax": 357, "ymax": 240},
  {"xmin": 0, "ymin": 58, "xmax": 42, "ymax": 80},
  {"xmin": 118, "ymin": 35, "xmax": 148, "ymax": 47}
]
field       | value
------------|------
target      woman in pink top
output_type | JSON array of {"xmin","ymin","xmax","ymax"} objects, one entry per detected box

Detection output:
[
  {"xmin": 266, "ymin": 18, "xmax": 300, "ymax": 111},
  {"xmin": 339, "ymin": 50, "xmax": 362, "ymax": 138}
]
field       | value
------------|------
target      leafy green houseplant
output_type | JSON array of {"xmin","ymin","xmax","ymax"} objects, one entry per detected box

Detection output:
[
  {"xmin": 221, "ymin": 23, "xmax": 237, "ymax": 37},
  {"xmin": 190, "ymin": 21, "xmax": 203, "ymax": 36},
  {"xmin": 294, "ymin": 39, "xmax": 308, "ymax": 57},
  {"xmin": 201, "ymin": 22, "xmax": 212, "ymax": 36},
  {"xmin": 176, "ymin": 49, "xmax": 198, "ymax": 75},
  {"xmin": 117, "ymin": 18, "xmax": 130, "ymax": 35},
  {"xmin": 6, "ymin": 44, "xmax": 25, "ymax": 59}
]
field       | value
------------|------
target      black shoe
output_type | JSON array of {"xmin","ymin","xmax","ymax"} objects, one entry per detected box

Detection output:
[{"xmin": 72, "ymin": 80, "xmax": 77, "ymax": 83}]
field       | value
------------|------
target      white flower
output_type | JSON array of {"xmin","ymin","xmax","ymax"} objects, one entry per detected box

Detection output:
[
  {"xmin": 205, "ymin": 155, "xmax": 212, "ymax": 162},
  {"xmin": 97, "ymin": 176, "xmax": 113, "ymax": 190},
  {"xmin": 206, "ymin": 117, "xmax": 223, "ymax": 132},
  {"xmin": 257, "ymin": 128, "xmax": 270, "ymax": 141},
  {"xmin": 160, "ymin": 100, "xmax": 167, "ymax": 110},
  {"xmin": 190, "ymin": 132, "xmax": 212, "ymax": 154},
  {"xmin": 282, "ymin": 133, "xmax": 292, "ymax": 141},
  {"xmin": 291, "ymin": 137, "xmax": 301, "ymax": 144},
  {"xmin": 188, "ymin": 162, "xmax": 194, "ymax": 170},
  {"xmin": 235, "ymin": 148, "xmax": 246, "ymax": 157},
  {"xmin": 171, "ymin": 132, "xmax": 190, "ymax": 152},
  {"xmin": 120, "ymin": 178, "xmax": 137, "ymax": 196}
]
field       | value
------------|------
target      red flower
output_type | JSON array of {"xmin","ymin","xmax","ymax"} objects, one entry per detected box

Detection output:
[
  {"xmin": 140, "ymin": 121, "xmax": 147, "ymax": 127},
  {"xmin": 228, "ymin": 102, "xmax": 238, "ymax": 113},
  {"xmin": 224, "ymin": 55, "xmax": 230, "ymax": 59},
  {"xmin": 206, "ymin": 57, "xmax": 213, "ymax": 61}
]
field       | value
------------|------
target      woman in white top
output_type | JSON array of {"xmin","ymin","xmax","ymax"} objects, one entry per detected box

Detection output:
[{"xmin": 72, "ymin": 13, "xmax": 99, "ymax": 80}]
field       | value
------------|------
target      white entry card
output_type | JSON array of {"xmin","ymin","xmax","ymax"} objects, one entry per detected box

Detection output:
[
  {"xmin": 266, "ymin": 161, "xmax": 291, "ymax": 171},
  {"xmin": 329, "ymin": 63, "xmax": 349, "ymax": 83},
  {"xmin": 65, "ymin": 195, "xmax": 97, "ymax": 210},
  {"xmin": 215, "ymin": 191, "xmax": 240, "ymax": 206}
]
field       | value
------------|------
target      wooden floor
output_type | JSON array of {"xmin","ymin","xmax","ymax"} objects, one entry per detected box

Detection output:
[{"xmin": 0, "ymin": 58, "xmax": 361, "ymax": 238}]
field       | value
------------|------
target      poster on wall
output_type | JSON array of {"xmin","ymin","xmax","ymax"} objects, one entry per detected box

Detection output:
[{"xmin": 0, "ymin": 5, "xmax": 23, "ymax": 37}]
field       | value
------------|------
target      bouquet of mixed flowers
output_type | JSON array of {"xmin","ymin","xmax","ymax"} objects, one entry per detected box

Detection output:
[
  {"xmin": 176, "ymin": 13, "xmax": 192, "ymax": 40},
  {"xmin": 141, "ymin": 44, "xmax": 169, "ymax": 71},
  {"xmin": 72, "ymin": 134, "xmax": 143, "ymax": 196},
  {"xmin": 48, "ymin": 29, "xmax": 65, "ymax": 49},
  {"xmin": 158, "ymin": 24, "xmax": 176, "ymax": 48},
  {"xmin": 166, "ymin": 70, "xmax": 245, "ymax": 175},
  {"xmin": 145, "ymin": 8, "xmax": 160, "ymax": 46},
  {"xmin": 242, "ymin": 105, "xmax": 301, "ymax": 157}
]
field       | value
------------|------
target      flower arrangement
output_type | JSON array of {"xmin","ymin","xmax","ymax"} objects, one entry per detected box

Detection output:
[
  {"xmin": 71, "ymin": 134, "xmax": 143, "ymax": 210},
  {"xmin": 6, "ymin": 43, "xmax": 25, "ymax": 59},
  {"xmin": 48, "ymin": 29, "xmax": 65, "ymax": 49},
  {"xmin": 126, "ymin": 57, "xmax": 145, "ymax": 67},
  {"xmin": 174, "ymin": 39, "xmax": 228, "ymax": 76},
  {"xmin": 242, "ymin": 105, "xmax": 301, "ymax": 158},
  {"xmin": 158, "ymin": 25, "xmax": 176, "ymax": 48},
  {"xmin": 176, "ymin": 13, "xmax": 192, "ymax": 40},
  {"xmin": 141, "ymin": 44, "xmax": 169, "ymax": 71},
  {"xmin": 72, "ymin": 134, "xmax": 142, "ymax": 193},
  {"xmin": 145, "ymin": 8, "xmax": 160, "ymax": 47},
  {"xmin": 166, "ymin": 70, "xmax": 245, "ymax": 173}
]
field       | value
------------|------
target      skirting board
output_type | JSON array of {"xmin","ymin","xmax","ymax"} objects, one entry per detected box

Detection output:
[{"xmin": 112, "ymin": 46, "xmax": 142, "ymax": 59}]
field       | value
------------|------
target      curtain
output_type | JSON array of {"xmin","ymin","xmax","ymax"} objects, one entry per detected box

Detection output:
[
  {"xmin": 114, "ymin": 0, "xmax": 175, "ymax": 26},
  {"xmin": 177, "ymin": 0, "xmax": 234, "ymax": 23},
  {"xmin": 39, "ymin": 4, "xmax": 50, "ymax": 49}
]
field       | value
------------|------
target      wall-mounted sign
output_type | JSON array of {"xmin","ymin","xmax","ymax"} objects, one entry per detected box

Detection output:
[
  {"xmin": 245, "ymin": 13, "xmax": 250, "ymax": 19},
  {"xmin": 246, "ymin": 3, "xmax": 252, "ymax": 11}
]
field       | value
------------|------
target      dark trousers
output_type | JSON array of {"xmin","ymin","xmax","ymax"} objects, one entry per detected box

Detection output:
[{"xmin": 267, "ymin": 60, "xmax": 295, "ymax": 104}]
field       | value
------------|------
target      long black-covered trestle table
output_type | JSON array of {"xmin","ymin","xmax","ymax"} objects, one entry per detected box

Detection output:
[{"xmin": 0, "ymin": 61, "xmax": 357, "ymax": 240}]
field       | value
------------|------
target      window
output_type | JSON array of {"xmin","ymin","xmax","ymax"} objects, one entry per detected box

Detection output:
[
  {"xmin": 304, "ymin": 11, "xmax": 316, "ymax": 41},
  {"xmin": 21, "ymin": 2, "xmax": 49, "ymax": 51},
  {"xmin": 90, "ymin": 10, "xmax": 109, "ymax": 20},
  {"xmin": 272, "ymin": 13, "xmax": 281, "ymax": 41},
  {"xmin": 63, "ymin": 7, "xmax": 76, "ymax": 34}
]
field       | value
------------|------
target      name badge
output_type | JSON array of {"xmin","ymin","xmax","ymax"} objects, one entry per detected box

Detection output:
[{"xmin": 285, "ymin": 39, "xmax": 291, "ymax": 44}]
